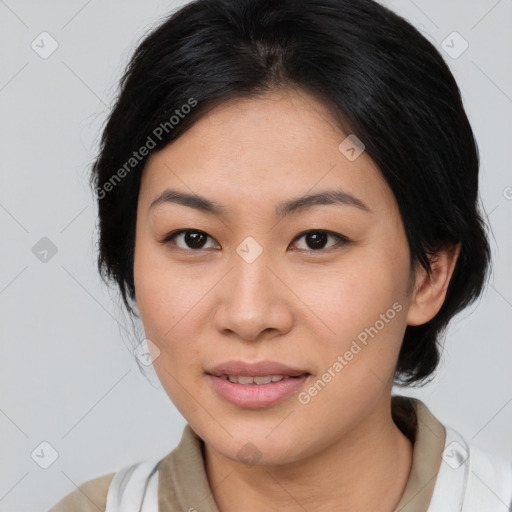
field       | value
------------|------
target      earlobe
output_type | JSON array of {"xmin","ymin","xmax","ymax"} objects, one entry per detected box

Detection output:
[{"xmin": 406, "ymin": 244, "xmax": 461, "ymax": 326}]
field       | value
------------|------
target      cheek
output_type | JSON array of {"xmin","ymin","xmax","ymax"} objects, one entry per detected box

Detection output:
[
  {"xmin": 133, "ymin": 236, "xmax": 220, "ymax": 404},
  {"xmin": 293, "ymin": 255, "xmax": 410, "ymax": 426},
  {"xmin": 134, "ymin": 244, "xmax": 207, "ymax": 414},
  {"xmin": 134, "ymin": 235, "xmax": 198, "ymax": 332},
  {"xmin": 134, "ymin": 237, "xmax": 190, "ymax": 360},
  {"xmin": 302, "ymin": 249, "xmax": 408, "ymax": 333},
  {"xmin": 298, "ymin": 239, "xmax": 411, "ymax": 375}
]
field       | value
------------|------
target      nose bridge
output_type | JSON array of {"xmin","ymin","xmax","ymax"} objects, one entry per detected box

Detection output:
[
  {"xmin": 230, "ymin": 240, "xmax": 275, "ymax": 307},
  {"xmin": 213, "ymin": 239, "xmax": 292, "ymax": 340}
]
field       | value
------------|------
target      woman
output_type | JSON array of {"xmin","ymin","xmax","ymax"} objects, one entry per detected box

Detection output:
[{"xmin": 50, "ymin": 0, "xmax": 512, "ymax": 510}]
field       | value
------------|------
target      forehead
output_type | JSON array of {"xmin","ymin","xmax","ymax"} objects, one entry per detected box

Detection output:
[{"xmin": 139, "ymin": 88, "xmax": 395, "ymax": 217}]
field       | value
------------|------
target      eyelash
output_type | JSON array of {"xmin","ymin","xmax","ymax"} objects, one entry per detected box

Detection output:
[{"xmin": 158, "ymin": 229, "xmax": 351, "ymax": 252}]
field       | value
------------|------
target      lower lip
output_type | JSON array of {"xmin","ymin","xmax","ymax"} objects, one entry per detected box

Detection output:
[{"xmin": 207, "ymin": 374, "xmax": 309, "ymax": 408}]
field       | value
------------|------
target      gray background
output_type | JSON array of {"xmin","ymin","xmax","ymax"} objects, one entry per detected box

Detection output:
[{"xmin": 0, "ymin": 0, "xmax": 511, "ymax": 510}]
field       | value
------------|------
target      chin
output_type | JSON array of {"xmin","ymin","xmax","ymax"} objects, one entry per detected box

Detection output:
[{"xmin": 199, "ymin": 420, "xmax": 314, "ymax": 467}]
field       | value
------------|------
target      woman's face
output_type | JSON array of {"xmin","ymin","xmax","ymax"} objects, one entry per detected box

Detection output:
[{"xmin": 134, "ymin": 88, "xmax": 416, "ymax": 465}]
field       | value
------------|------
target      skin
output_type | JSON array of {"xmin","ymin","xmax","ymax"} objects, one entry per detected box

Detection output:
[{"xmin": 133, "ymin": 87, "xmax": 459, "ymax": 511}]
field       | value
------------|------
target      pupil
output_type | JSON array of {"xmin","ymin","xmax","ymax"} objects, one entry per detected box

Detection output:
[
  {"xmin": 186, "ymin": 231, "xmax": 206, "ymax": 249},
  {"xmin": 307, "ymin": 232, "xmax": 327, "ymax": 249}
]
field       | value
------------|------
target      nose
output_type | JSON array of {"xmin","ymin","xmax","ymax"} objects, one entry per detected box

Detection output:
[{"xmin": 213, "ymin": 248, "xmax": 294, "ymax": 342}]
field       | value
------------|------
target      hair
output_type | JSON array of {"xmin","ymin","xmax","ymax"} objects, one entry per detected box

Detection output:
[{"xmin": 89, "ymin": 0, "xmax": 491, "ymax": 386}]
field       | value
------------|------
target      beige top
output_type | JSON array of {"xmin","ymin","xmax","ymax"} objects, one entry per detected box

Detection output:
[{"xmin": 49, "ymin": 396, "xmax": 445, "ymax": 511}]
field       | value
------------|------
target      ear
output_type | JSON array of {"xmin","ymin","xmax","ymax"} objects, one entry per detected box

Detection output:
[{"xmin": 406, "ymin": 244, "xmax": 461, "ymax": 326}]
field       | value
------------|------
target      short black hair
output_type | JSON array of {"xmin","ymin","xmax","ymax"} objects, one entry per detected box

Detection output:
[{"xmin": 90, "ymin": 0, "xmax": 491, "ymax": 385}]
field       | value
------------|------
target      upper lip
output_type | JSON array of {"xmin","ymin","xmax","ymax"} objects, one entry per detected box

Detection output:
[{"xmin": 206, "ymin": 360, "xmax": 309, "ymax": 377}]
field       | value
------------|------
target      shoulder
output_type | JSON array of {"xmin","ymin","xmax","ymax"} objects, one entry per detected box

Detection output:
[
  {"xmin": 48, "ymin": 472, "xmax": 115, "ymax": 512},
  {"xmin": 402, "ymin": 397, "xmax": 512, "ymax": 511},
  {"xmin": 47, "ymin": 425, "xmax": 206, "ymax": 511},
  {"xmin": 466, "ymin": 440, "xmax": 512, "ymax": 502},
  {"xmin": 445, "ymin": 425, "xmax": 512, "ymax": 482},
  {"xmin": 431, "ymin": 425, "xmax": 512, "ymax": 511}
]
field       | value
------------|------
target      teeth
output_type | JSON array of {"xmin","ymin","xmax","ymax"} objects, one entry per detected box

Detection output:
[
  {"xmin": 254, "ymin": 376, "xmax": 272, "ymax": 384},
  {"xmin": 220, "ymin": 375, "xmax": 292, "ymax": 385}
]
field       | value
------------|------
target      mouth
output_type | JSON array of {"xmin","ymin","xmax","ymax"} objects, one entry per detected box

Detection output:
[
  {"xmin": 214, "ymin": 374, "xmax": 304, "ymax": 385},
  {"xmin": 205, "ymin": 360, "xmax": 310, "ymax": 408}
]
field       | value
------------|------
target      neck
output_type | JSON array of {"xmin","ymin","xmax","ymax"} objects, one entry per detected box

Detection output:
[{"xmin": 204, "ymin": 398, "xmax": 414, "ymax": 512}]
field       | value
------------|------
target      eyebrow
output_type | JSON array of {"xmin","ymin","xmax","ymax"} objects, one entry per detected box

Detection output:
[{"xmin": 148, "ymin": 188, "xmax": 371, "ymax": 218}]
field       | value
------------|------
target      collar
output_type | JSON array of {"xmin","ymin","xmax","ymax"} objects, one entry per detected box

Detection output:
[{"xmin": 157, "ymin": 396, "xmax": 445, "ymax": 512}]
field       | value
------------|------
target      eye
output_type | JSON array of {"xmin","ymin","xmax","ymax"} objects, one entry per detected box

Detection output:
[
  {"xmin": 290, "ymin": 230, "xmax": 350, "ymax": 251},
  {"xmin": 159, "ymin": 228, "xmax": 350, "ymax": 252},
  {"xmin": 159, "ymin": 229, "xmax": 220, "ymax": 250}
]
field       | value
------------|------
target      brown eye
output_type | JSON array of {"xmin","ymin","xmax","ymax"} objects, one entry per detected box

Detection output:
[
  {"xmin": 291, "ymin": 230, "xmax": 349, "ymax": 251},
  {"xmin": 160, "ymin": 229, "xmax": 220, "ymax": 250},
  {"xmin": 160, "ymin": 228, "xmax": 349, "ymax": 252}
]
